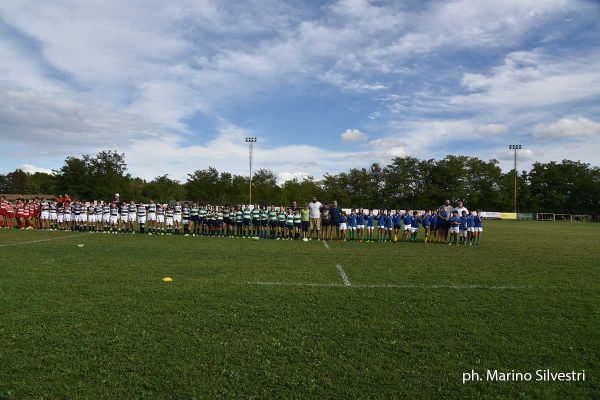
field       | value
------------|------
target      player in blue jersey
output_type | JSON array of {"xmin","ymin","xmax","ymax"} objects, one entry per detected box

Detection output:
[
  {"xmin": 459, "ymin": 211, "xmax": 468, "ymax": 245},
  {"xmin": 473, "ymin": 209, "xmax": 483, "ymax": 245},
  {"xmin": 356, "ymin": 208, "xmax": 366, "ymax": 242},
  {"xmin": 422, "ymin": 210, "xmax": 431, "ymax": 242},
  {"xmin": 449, "ymin": 210, "xmax": 460, "ymax": 245},
  {"xmin": 467, "ymin": 211, "xmax": 476, "ymax": 245},
  {"xmin": 438, "ymin": 208, "xmax": 449, "ymax": 243},
  {"xmin": 429, "ymin": 211, "xmax": 438, "ymax": 243},
  {"xmin": 366, "ymin": 209, "xmax": 375, "ymax": 242},
  {"xmin": 393, "ymin": 210, "xmax": 402, "ymax": 242},
  {"xmin": 410, "ymin": 211, "xmax": 420, "ymax": 242},
  {"xmin": 339, "ymin": 212, "xmax": 348, "ymax": 241},
  {"xmin": 402, "ymin": 209, "xmax": 412, "ymax": 242},
  {"xmin": 348, "ymin": 209, "xmax": 357, "ymax": 240},
  {"xmin": 384, "ymin": 210, "xmax": 393, "ymax": 242},
  {"xmin": 376, "ymin": 210, "xmax": 386, "ymax": 242}
]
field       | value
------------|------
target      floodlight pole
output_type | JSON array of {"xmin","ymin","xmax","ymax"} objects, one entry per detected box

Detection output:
[
  {"xmin": 508, "ymin": 144, "xmax": 522, "ymax": 213},
  {"xmin": 245, "ymin": 137, "xmax": 257, "ymax": 205}
]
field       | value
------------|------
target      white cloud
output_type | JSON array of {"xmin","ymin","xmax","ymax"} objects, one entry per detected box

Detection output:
[
  {"xmin": 453, "ymin": 50, "xmax": 600, "ymax": 111},
  {"xmin": 475, "ymin": 124, "xmax": 508, "ymax": 136},
  {"xmin": 533, "ymin": 117, "xmax": 600, "ymax": 140},
  {"xmin": 19, "ymin": 164, "xmax": 55, "ymax": 175},
  {"xmin": 495, "ymin": 148, "xmax": 537, "ymax": 162},
  {"xmin": 0, "ymin": 0, "xmax": 599, "ymax": 179},
  {"xmin": 341, "ymin": 128, "xmax": 367, "ymax": 142},
  {"xmin": 276, "ymin": 171, "xmax": 310, "ymax": 185}
]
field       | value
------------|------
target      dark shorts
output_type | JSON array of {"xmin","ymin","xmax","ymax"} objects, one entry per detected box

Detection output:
[
  {"xmin": 278, "ymin": 221, "xmax": 286, "ymax": 228},
  {"xmin": 322, "ymin": 219, "xmax": 331, "ymax": 227},
  {"xmin": 269, "ymin": 220, "xmax": 277, "ymax": 228},
  {"xmin": 301, "ymin": 221, "xmax": 310, "ymax": 232},
  {"xmin": 243, "ymin": 219, "xmax": 250, "ymax": 226},
  {"xmin": 252, "ymin": 219, "xmax": 259, "ymax": 226},
  {"xmin": 394, "ymin": 224, "xmax": 401, "ymax": 229},
  {"xmin": 261, "ymin": 220, "xmax": 268, "ymax": 226},
  {"xmin": 236, "ymin": 221, "xmax": 242, "ymax": 227},
  {"xmin": 199, "ymin": 217, "xmax": 205, "ymax": 224},
  {"xmin": 331, "ymin": 218, "xmax": 340, "ymax": 226},
  {"xmin": 286, "ymin": 224, "xmax": 294, "ymax": 230}
]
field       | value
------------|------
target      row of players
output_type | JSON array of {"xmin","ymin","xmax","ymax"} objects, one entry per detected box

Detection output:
[{"xmin": 0, "ymin": 197, "xmax": 484, "ymax": 244}]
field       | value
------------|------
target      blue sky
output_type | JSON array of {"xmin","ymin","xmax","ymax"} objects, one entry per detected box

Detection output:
[{"xmin": 1, "ymin": 0, "xmax": 599, "ymax": 182}]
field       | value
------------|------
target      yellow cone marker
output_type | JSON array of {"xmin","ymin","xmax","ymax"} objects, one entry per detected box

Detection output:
[{"xmin": 162, "ymin": 277, "xmax": 173, "ymax": 282}]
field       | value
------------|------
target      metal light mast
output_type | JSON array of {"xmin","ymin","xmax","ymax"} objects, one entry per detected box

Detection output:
[
  {"xmin": 508, "ymin": 144, "xmax": 522, "ymax": 213},
  {"xmin": 245, "ymin": 137, "xmax": 257, "ymax": 205}
]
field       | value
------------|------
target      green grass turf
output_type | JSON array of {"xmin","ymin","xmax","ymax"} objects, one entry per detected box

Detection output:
[{"xmin": 0, "ymin": 221, "xmax": 598, "ymax": 399}]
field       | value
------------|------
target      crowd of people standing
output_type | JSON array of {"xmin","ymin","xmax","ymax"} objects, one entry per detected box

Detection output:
[{"xmin": 0, "ymin": 195, "xmax": 484, "ymax": 245}]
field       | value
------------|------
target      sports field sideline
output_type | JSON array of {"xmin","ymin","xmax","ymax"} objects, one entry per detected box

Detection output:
[{"xmin": 1, "ymin": 220, "xmax": 598, "ymax": 398}]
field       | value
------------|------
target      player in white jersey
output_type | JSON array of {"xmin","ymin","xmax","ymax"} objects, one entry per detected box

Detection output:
[
  {"xmin": 182, "ymin": 202, "xmax": 191, "ymax": 236},
  {"xmin": 94, "ymin": 202, "xmax": 103, "ymax": 231},
  {"xmin": 74, "ymin": 201, "xmax": 83, "ymax": 230},
  {"xmin": 127, "ymin": 201, "xmax": 137, "ymax": 233},
  {"xmin": 147, "ymin": 199, "xmax": 157, "ymax": 234},
  {"xmin": 165, "ymin": 206, "xmax": 174, "ymax": 235},
  {"xmin": 87, "ymin": 204, "xmax": 96, "ymax": 231},
  {"xmin": 156, "ymin": 204, "xmax": 165, "ymax": 235},
  {"xmin": 102, "ymin": 203, "xmax": 111, "ymax": 232},
  {"xmin": 56, "ymin": 204, "xmax": 64, "ymax": 229},
  {"xmin": 49, "ymin": 201, "xmax": 58, "ymax": 230},
  {"xmin": 173, "ymin": 201, "xmax": 182, "ymax": 234},
  {"xmin": 80, "ymin": 202, "xmax": 89, "ymax": 230},
  {"xmin": 40, "ymin": 199, "xmax": 50, "ymax": 229},
  {"xmin": 137, "ymin": 202, "xmax": 147, "ymax": 234},
  {"xmin": 63, "ymin": 203, "xmax": 72, "ymax": 230},
  {"xmin": 109, "ymin": 203, "xmax": 119, "ymax": 233},
  {"xmin": 120, "ymin": 202, "xmax": 129, "ymax": 233}
]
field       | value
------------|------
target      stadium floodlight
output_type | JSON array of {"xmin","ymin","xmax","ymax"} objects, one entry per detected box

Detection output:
[
  {"xmin": 508, "ymin": 144, "xmax": 522, "ymax": 213},
  {"xmin": 245, "ymin": 137, "xmax": 257, "ymax": 205}
]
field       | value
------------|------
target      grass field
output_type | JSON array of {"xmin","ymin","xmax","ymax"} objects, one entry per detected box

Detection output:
[{"xmin": 1, "ymin": 221, "xmax": 598, "ymax": 399}]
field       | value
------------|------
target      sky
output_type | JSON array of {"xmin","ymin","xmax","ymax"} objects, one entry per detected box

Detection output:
[{"xmin": 1, "ymin": 0, "xmax": 599, "ymax": 183}]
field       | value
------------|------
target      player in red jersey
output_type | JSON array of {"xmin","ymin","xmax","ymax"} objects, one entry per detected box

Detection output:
[
  {"xmin": 0, "ymin": 196, "xmax": 7, "ymax": 228},
  {"xmin": 23, "ymin": 201, "xmax": 32, "ymax": 229},
  {"xmin": 16, "ymin": 200, "xmax": 25, "ymax": 229},
  {"xmin": 6, "ymin": 201, "xmax": 15, "ymax": 228}
]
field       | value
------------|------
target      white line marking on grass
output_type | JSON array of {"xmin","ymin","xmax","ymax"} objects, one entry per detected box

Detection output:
[
  {"xmin": 336, "ymin": 264, "xmax": 351, "ymax": 287},
  {"xmin": 247, "ymin": 281, "xmax": 529, "ymax": 290},
  {"xmin": 0, "ymin": 233, "xmax": 91, "ymax": 247},
  {"xmin": 352, "ymin": 283, "xmax": 528, "ymax": 290},
  {"xmin": 249, "ymin": 281, "xmax": 343, "ymax": 287},
  {"xmin": 322, "ymin": 240, "xmax": 330, "ymax": 250}
]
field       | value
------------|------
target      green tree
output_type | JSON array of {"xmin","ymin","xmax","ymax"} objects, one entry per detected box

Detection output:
[{"xmin": 143, "ymin": 175, "xmax": 185, "ymax": 203}]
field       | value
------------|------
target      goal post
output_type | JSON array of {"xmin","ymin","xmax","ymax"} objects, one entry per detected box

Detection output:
[
  {"xmin": 572, "ymin": 214, "xmax": 591, "ymax": 222},
  {"xmin": 536, "ymin": 213, "xmax": 555, "ymax": 221},
  {"xmin": 554, "ymin": 214, "xmax": 573, "ymax": 222}
]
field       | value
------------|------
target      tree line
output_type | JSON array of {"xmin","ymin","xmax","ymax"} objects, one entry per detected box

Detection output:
[{"xmin": 1, "ymin": 150, "xmax": 599, "ymax": 214}]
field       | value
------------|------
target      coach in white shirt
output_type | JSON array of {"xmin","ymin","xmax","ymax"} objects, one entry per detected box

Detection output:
[
  {"xmin": 308, "ymin": 196, "xmax": 323, "ymax": 239},
  {"xmin": 454, "ymin": 201, "xmax": 468, "ymax": 216}
]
